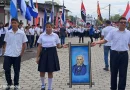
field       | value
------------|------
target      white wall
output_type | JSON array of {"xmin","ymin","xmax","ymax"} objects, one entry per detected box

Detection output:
[
  {"xmin": 4, "ymin": 10, "xmax": 44, "ymax": 27},
  {"xmin": 5, "ymin": 14, "xmax": 8, "ymax": 24},
  {"xmin": 38, "ymin": 11, "xmax": 44, "ymax": 26},
  {"xmin": 18, "ymin": 12, "xmax": 28, "ymax": 26}
]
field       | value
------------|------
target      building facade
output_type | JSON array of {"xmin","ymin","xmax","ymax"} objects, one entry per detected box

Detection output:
[{"xmin": 0, "ymin": 0, "xmax": 69, "ymax": 26}]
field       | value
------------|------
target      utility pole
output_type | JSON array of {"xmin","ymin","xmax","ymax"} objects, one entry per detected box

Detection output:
[{"xmin": 109, "ymin": 4, "xmax": 111, "ymax": 20}]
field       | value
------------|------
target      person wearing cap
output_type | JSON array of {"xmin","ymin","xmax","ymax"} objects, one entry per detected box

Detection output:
[
  {"xmin": 3, "ymin": 18, "xmax": 28, "ymax": 90},
  {"xmin": 36, "ymin": 22, "xmax": 67, "ymax": 90},
  {"xmin": 91, "ymin": 17, "xmax": 130, "ymax": 90}
]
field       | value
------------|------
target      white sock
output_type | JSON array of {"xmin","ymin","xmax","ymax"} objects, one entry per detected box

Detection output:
[
  {"xmin": 48, "ymin": 78, "xmax": 53, "ymax": 89},
  {"xmin": 0, "ymin": 48, "xmax": 2, "ymax": 56},
  {"xmin": 40, "ymin": 77, "xmax": 45, "ymax": 88}
]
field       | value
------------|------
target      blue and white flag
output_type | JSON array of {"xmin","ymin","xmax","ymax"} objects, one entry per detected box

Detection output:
[
  {"xmin": 48, "ymin": 0, "xmax": 54, "ymax": 23},
  {"xmin": 9, "ymin": 0, "xmax": 17, "ymax": 30},
  {"xmin": 28, "ymin": 0, "xmax": 38, "ymax": 18},
  {"xmin": 48, "ymin": 10, "xmax": 53, "ymax": 23},
  {"xmin": 43, "ymin": 9, "xmax": 47, "ymax": 32},
  {"xmin": 61, "ymin": 0, "xmax": 65, "ymax": 25},
  {"xmin": 17, "ymin": 0, "xmax": 31, "ymax": 21}
]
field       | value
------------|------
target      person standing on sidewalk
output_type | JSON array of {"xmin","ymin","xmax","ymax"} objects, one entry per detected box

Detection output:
[
  {"xmin": 3, "ymin": 18, "xmax": 27, "ymax": 90},
  {"xmin": 91, "ymin": 17, "xmax": 130, "ymax": 90},
  {"xmin": 100, "ymin": 20, "xmax": 115, "ymax": 71},
  {"xmin": 59, "ymin": 25, "xmax": 66, "ymax": 45},
  {"xmin": 36, "ymin": 22, "xmax": 67, "ymax": 90}
]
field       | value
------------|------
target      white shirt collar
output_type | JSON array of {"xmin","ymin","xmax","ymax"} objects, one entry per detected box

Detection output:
[
  {"xmin": 9, "ymin": 29, "xmax": 22, "ymax": 34},
  {"xmin": 45, "ymin": 32, "xmax": 54, "ymax": 36},
  {"xmin": 117, "ymin": 28, "xmax": 127, "ymax": 32}
]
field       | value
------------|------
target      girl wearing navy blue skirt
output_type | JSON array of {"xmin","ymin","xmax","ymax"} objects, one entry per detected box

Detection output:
[{"xmin": 36, "ymin": 22, "xmax": 66, "ymax": 90}]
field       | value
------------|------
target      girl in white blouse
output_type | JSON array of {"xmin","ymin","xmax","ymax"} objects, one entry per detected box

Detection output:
[{"xmin": 36, "ymin": 22, "xmax": 66, "ymax": 90}]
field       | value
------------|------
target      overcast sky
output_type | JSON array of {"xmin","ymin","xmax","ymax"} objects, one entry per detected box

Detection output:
[{"xmin": 27, "ymin": 0, "xmax": 129, "ymax": 19}]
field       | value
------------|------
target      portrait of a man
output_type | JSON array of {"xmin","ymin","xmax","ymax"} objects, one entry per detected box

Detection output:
[{"xmin": 72, "ymin": 55, "xmax": 87, "ymax": 76}]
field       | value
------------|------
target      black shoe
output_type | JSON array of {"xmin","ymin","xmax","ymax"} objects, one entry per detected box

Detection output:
[
  {"xmin": 5, "ymin": 85, "xmax": 11, "ymax": 90},
  {"xmin": 41, "ymin": 88, "xmax": 45, "ymax": 90},
  {"xmin": 103, "ymin": 67, "xmax": 109, "ymax": 71},
  {"xmin": 41, "ymin": 85, "xmax": 45, "ymax": 90},
  {"xmin": 14, "ymin": 85, "xmax": 19, "ymax": 90}
]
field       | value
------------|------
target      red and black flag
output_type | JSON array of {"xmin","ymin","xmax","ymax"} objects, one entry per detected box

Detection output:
[
  {"xmin": 81, "ymin": 1, "xmax": 86, "ymax": 22},
  {"xmin": 122, "ymin": 2, "xmax": 130, "ymax": 21},
  {"xmin": 97, "ymin": 1, "xmax": 103, "ymax": 23}
]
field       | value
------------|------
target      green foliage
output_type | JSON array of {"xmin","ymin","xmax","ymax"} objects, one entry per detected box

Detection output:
[
  {"xmin": 110, "ymin": 14, "xmax": 121, "ymax": 22},
  {"xmin": 68, "ymin": 15, "xmax": 77, "ymax": 23}
]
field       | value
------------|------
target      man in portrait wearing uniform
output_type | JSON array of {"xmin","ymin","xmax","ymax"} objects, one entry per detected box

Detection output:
[{"xmin": 72, "ymin": 55, "xmax": 87, "ymax": 76}]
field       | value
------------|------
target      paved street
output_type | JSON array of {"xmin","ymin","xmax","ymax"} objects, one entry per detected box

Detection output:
[
  {"xmin": 0, "ymin": 48, "xmax": 37, "ymax": 64},
  {"xmin": 0, "ymin": 37, "xmax": 130, "ymax": 90}
]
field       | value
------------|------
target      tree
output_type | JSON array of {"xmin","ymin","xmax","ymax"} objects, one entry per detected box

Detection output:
[
  {"xmin": 110, "ymin": 14, "xmax": 121, "ymax": 22},
  {"xmin": 67, "ymin": 15, "xmax": 77, "ymax": 23}
]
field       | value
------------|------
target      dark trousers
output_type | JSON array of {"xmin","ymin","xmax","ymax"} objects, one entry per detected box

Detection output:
[
  {"xmin": 26, "ymin": 35, "xmax": 31, "ymax": 48},
  {"xmin": 68, "ymin": 33, "xmax": 70, "ymax": 37},
  {"xmin": 3, "ymin": 56, "xmax": 21, "ymax": 85},
  {"xmin": 110, "ymin": 50, "xmax": 128, "ymax": 90},
  {"xmin": 61, "ymin": 36, "xmax": 65, "ymax": 45},
  {"xmin": 34, "ymin": 35, "xmax": 39, "ymax": 47},
  {"xmin": 79, "ymin": 33, "xmax": 84, "ymax": 43},
  {"xmin": 89, "ymin": 35, "xmax": 93, "ymax": 43},
  {"xmin": 30, "ymin": 35, "xmax": 34, "ymax": 48}
]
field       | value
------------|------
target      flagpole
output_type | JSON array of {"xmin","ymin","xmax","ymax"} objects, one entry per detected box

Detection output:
[{"xmin": 52, "ymin": 0, "xmax": 54, "ymax": 24}]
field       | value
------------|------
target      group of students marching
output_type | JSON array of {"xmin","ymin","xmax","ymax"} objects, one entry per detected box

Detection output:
[{"xmin": 66, "ymin": 25, "xmax": 101, "ymax": 43}]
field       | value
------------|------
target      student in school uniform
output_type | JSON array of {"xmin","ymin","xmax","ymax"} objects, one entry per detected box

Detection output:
[
  {"xmin": 36, "ymin": 22, "xmax": 66, "ymax": 90},
  {"xmin": 25, "ymin": 26, "xmax": 31, "ymax": 49},
  {"xmin": 94, "ymin": 26, "xmax": 100, "ymax": 41},
  {"xmin": 91, "ymin": 17, "xmax": 130, "ymax": 90},
  {"xmin": 18, "ymin": 22, "xmax": 24, "ymax": 32},
  {"xmin": 40, "ymin": 26, "xmax": 43, "ymax": 34},
  {"xmin": 3, "ymin": 18, "xmax": 27, "ymax": 90},
  {"xmin": 29, "ymin": 25, "xmax": 35, "ymax": 48},
  {"xmin": 4, "ymin": 23, "xmax": 9, "ymax": 32},
  {"xmin": 79, "ymin": 26, "xmax": 85, "ymax": 43},
  {"xmin": 0, "ymin": 22, "xmax": 6, "ymax": 56},
  {"xmin": 34, "ymin": 24, "xmax": 41, "ymax": 47}
]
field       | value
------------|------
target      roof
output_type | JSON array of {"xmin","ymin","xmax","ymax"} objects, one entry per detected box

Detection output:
[{"xmin": 34, "ymin": 1, "xmax": 66, "ymax": 8}]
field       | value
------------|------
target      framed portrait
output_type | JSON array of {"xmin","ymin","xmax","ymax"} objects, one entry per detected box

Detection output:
[{"xmin": 68, "ymin": 42, "xmax": 92, "ymax": 88}]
